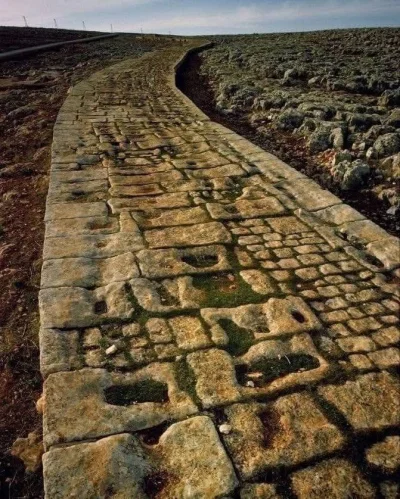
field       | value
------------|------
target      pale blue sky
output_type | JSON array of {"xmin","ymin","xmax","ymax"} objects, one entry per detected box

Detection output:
[{"xmin": 1, "ymin": 0, "xmax": 399, "ymax": 34}]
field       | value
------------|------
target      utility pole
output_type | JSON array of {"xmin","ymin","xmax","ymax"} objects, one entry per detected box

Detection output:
[
  {"xmin": 22, "ymin": 16, "xmax": 28, "ymax": 27},
  {"xmin": 54, "ymin": 18, "xmax": 58, "ymax": 28},
  {"xmin": 110, "ymin": 24, "xmax": 113, "ymax": 33},
  {"xmin": 82, "ymin": 21, "xmax": 86, "ymax": 30}
]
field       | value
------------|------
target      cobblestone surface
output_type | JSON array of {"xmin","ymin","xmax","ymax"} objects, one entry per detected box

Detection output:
[{"xmin": 40, "ymin": 42, "xmax": 400, "ymax": 497}]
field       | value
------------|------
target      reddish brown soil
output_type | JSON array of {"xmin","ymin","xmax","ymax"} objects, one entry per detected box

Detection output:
[{"xmin": 0, "ymin": 28, "xmax": 178, "ymax": 498}]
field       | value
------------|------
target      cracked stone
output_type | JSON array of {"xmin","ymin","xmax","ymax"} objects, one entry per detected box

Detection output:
[
  {"xmin": 145, "ymin": 222, "xmax": 231, "ymax": 248},
  {"xmin": 223, "ymin": 393, "xmax": 344, "ymax": 479},
  {"xmin": 319, "ymin": 372, "xmax": 400, "ymax": 430}
]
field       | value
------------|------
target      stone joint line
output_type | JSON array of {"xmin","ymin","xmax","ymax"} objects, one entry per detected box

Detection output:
[{"xmin": 40, "ymin": 42, "xmax": 400, "ymax": 498}]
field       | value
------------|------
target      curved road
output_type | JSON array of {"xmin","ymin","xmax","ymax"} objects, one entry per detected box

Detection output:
[{"xmin": 40, "ymin": 41, "xmax": 400, "ymax": 497}]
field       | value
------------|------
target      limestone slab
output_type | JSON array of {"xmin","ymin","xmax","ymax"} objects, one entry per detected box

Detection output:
[
  {"xmin": 137, "ymin": 245, "xmax": 230, "ymax": 278},
  {"xmin": 43, "ymin": 364, "xmax": 198, "ymax": 448},
  {"xmin": 145, "ymin": 222, "xmax": 231, "ymax": 248}
]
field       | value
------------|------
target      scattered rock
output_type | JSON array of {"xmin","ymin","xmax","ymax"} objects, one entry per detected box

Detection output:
[{"xmin": 11, "ymin": 432, "xmax": 44, "ymax": 472}]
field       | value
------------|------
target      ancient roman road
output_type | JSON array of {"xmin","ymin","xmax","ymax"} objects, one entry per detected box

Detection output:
[{"xmin": 40, "ymin": 41, "xmax": 400, "ymax": 497}]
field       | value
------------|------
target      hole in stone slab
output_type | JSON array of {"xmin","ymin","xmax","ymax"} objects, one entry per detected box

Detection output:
[
  {"xmin": 71, "ymin": 190, "xmax": 86, "ymax": 197},
  {"xmin": 142, "ymin": 471, "xmax": 171, "ymax": 498},
  {"xmin": 138, "ymin": 422, "xmax": 169, "ymax": 446},
  {"xmin": 235, "ymin": 354, "xmax": 320, "ymax": 387},
  {"xmin": 94, "ymin": 301, "xmax": 107, "ymax": 314},
  {"xmin": 291, "ymin": 310, "xmax": 306, "ymax": 323},
  {"xmin": 187, "ymin": 160, "xmax": 197, "ymax": 166},
  {"xmin": 224, "ymin": 205, "xmax": 239, "ymax": 214},
  {"xmin": 156, "ymin": 284, "xmax": 180, "ymax": 306},
  {"xmin": 104, "ymin": 380, "xmax": 169, "ymax": 406},
  {"xmin": 88, "ymin": 220, "xmax": 113, "ymax": 230},
  {"xmin": 181, "ymin": 253, "xmax": 219, "ymax": 268}
]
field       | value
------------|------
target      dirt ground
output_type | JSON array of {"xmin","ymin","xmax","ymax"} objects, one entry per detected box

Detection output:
[{"xmin": 0, "ymin": 27, "xmax": 178, "ymax": 498}]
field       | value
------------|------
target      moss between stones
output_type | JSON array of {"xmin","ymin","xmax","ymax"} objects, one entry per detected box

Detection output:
[
  {"xmin": 192, "ymin": 272, "xmax": 264, "ymax": 308},
  {"xmin": 173, "ymin": 358, "xmax": 201, "ymax": 406},
  {"xmin": 218, "ymin": 318, "xmax": 255, "ymax": 356}
]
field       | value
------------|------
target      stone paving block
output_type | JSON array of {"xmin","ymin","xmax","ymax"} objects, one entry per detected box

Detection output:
[
  {"xmin": 40, "ymin": 328, "xmax": 82, "ymax": 378},
  {"xmin": 41, "ymin": 252, "xmax": 139, "ymax": 288},
  {"xmin": 43, "ymin": 364, "xmax": 198, "ymax": 448},
  {"xmin": 108, "ymin": 192, "xmax": 191, "ymax": 213},
  {"xmin": 43, "ymin": 232, "xmax": 144, "ymax": 260},
  {"xmin": 365, "ymin": 436, "xmax": 400, "ymax": 473},
  {"xmin": 40, "ymin": 282, "xmax": 134, "ymax": 328},
  {"xmin": 291, "ymin": 459, "xmax": 375, "ymax": 498},
  {"xmin": 187, "ymin": 348, "xmax": 242, "ymax": 408},
  {"xmin": 240, "ymin": 483, "xmax": 281, "ymax": 499},
  {"xmin": 222, "ymin": 394, "xmax": 344, "ymax": 479},
  {"xmin": 187, "ymin": 163, "xmax": 246, "ymax": 178},
  {"xmin": 44, "ymin": 417, "xmax": 238, "ymax": 498},
  {"xmin": 145, "ymin": 221, "xmax": 231, "ymax": 248},
  {"xmin": 206, "ymin": 197, "xmax": 286, "ymax": 220},
  {"xmin": 109, "ymin": 170, "xmax": 182, "ymax": 186},
  {"xmin": 137, "ymin": 245, "xmax": 230, "ymax": 278},
  {"xmin": 237, "ymin": 333, "xmax": 329, "ymax": 396},
  {"xmin": 45, "ymin": 215, "xmax": 119, "ymax": 238},
  {"xmin": 319, "ymin": 372, "xmax": 400, "ymax": 430},
  {"xmin": 278, "ymin": 178, "xmax": 342, "ymax": 211},
  {"xmin": 130, "ymin": 277, "xmax": 203, "ymax": 313},
  {"xmin": 44, "ymin": 201, "xmax": 108, "ymax": 221},
  {"xmin": 137, "ymin": 206, "xmax": 210, "ymax": 228}
]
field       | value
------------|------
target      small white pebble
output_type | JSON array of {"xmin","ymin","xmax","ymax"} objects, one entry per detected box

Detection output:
[
  {"xmin": 246, "ymin": 380, "xmax": 255, "ymax": 388},
  {"xmin": 105, "ymin": 344, "xmax": 118, "ymax": 356},
  {"xmin": 219, "ymin": 424, "xmax": 232, "ymax": 435}
]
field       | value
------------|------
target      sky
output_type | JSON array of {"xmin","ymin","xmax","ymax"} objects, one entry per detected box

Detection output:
[{"xmin": 0, "ymin": 0, "xmax": 399, "ymax": 35}]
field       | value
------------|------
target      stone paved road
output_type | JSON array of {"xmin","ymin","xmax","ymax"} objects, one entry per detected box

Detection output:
[{"xmin": 40, "ymin": 41, "xmax": 400, "ymax": 498}]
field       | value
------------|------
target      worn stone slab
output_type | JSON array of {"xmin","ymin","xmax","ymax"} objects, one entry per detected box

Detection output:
[
  {"xmin": 137, "ymin": 245, "xmax": 230, "ymax": 278},
  {"xmin": 136, "ymin": 206, "xmax": 210, "ymax": 228},
  {"xmin": 319, "ymin": 372, "xmax": 400, "ymax": 430},
  {"xmin": 39, "ymin": 283, "xmax": 134, "ymax": 328},
  {"xmin": 145, "ymin": 222, "xmax": 232, "ymax": 248},
  {"xmin": 207, "ymin": 197, "xmax": 286, "ymax": 220},
  {"xmin": 291, "ymin": 459, "xmax": 375, "ymax": 498},
  {"xmin": 41, "ymin": 253, "xmax": 139, "ymax": 288},
  {"xmin": 44, "ymin": 201, "xmax": 108, "ymax": 221},
  {"xmin": 43, "ymin": 365, "xmax": 198, "ymax": 448},
  {"xmin": 108, "ymin": 192, "xmax": 191, "ymax": 213},
  {"xmin": 44, "ymin": 417, "xmax": 237, "ymax": 498},
  {"xmin": 222, "ymin": 394, "xmax": 344, "ymax": 479}
]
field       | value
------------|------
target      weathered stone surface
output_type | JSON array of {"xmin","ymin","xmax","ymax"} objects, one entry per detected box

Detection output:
[
  {"xmin": 207, "ymin": 197, "xmax": 285, "ymax": 220},
  {"xmin": 240, "ymin": 483, "xmax": 281, "ymax": 498},
  {"xmin": 168, "ymin": 316, "xmax": 212, "ymax": 351},
  {"xmin": 291, "ymin": 459, "xmax": 375, "ymax": 498},
  {"xmin": 44, "ymin": 201, "xmax": 108, "ymax": 221},
  {"xmin": 145, "ymin": 221, "xmax": 231, "ymax": 248},
  {"xmin": 366, "ymin": 436, "xmax": 400, "ymax": 473},
  {"xmin": 130, "ymin": 277, "xmax": 203, "ymax": 313},
  {"xmin": 41, "ymin": 252, "xmax": 139, "ymax": 288},
  {"xmin": 237, "ymin": 333, "xmax": 329, "ymax": 396},
  {"xmin": 319, "ymin": 372, "xmax": 400, "ymax": 430},
  {"xmin": 109, "ymin": 192, "xmax": 191, "ymax": 214},
  {"xmin": 39, "ymin": 283, "xmax": 134, "ymax": 328},
  {"xmin": 137, "ymin": 206, "xmax": 209, "ymax": 228},
  {"xmin": 40, "ymin": 328, "xmax": 82, "ymax": 377},
  {"xmin": 137, "ymin": 245, "xmax": 230, "ymax": 278},
  {"xmin": 43, "ymin": 232, "xmax": 144, "ymax": 259},
  {"xmin": 11, "ymin": 432, "xmax": 44, "ymax": 473},
  {"xmin": 187, "ymin": 348, "xmax": 242, "ymax": 408},
  {"xmin": 43, "ymin": 365, "xmax": 198, "ymax": 448},
  {"xmin": 223, "ymin": 394, "xmax": 344, "ymax": 479},
  {"xmin": 43, "ymin": 434, "xmax": 148, "ymax": 498},
  {"xmin": 240, "ymin": 269, "xmax": 277, "ymax": 295}
]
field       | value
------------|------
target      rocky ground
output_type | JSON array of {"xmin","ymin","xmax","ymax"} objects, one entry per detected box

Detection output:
[
  {"xmin": 0, "ymin": 27, "xmax": 177, "ymax": 498},
  {"xmin": 194, "ymin": 28, "xmax": 400, "ymax": 235}
]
